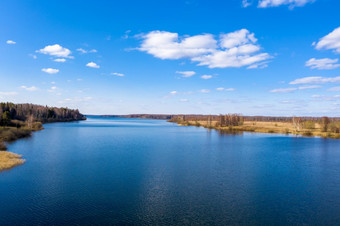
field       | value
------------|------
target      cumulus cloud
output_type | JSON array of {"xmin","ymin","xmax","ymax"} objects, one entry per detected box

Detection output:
[
  {"xmin": 176, "ymin": 71, "xmax": 196, "ymax": 77},
  {"xmin": 42, "ymin": 68, "xmax": 59, "ymax": 74},
  {"xmin": 6, "ymin": 40, "xmax": 16, "ymax": 44},
  {"xmin": 54, "ymin": 58, "xmax": 66, "ymax": 62},
  {"xmin": 314, "ymin": 27, "xmax": 340, "ymax": 53},
  {"xmin": 200, "ymin": 89, "xmax": 210, "ymax": 93},
  {"xmin": 111, "ymin": 72, "xmax": 125, "ymax": 77},
  {"xmin": 37, "ymin": 44, "xmax": 72, "ymax": 58},
  {"xmin": 258, "ymin": 0, "xmax": 315, "ymax": 8},
  {"xmin": 170, "ymin": 91, "xmax": 178, "ymax": 95},
  {"xmin": 216, "ymin": 87, "xmax": 235, "ymax": 91},
  {"xmin": 138, "ymin": 29, "xmax": 271, "ymax": 69},
  {"xmin": 305, "ymin": 58, "xmax": 340, "ymax": 70},
  {"xmin": 20, "ymin": 86, "xmax": 38, "ymax": 91},
  {"xmin": 86, "ymin": 62, "xmax": 100, "ymax": 68},
  {"xmin": 201, "ymin": 75, "xmax": 212, "ymax": 79},
  {"xmin": 290, "ymin": 76, "xmax": 340, "ymax": 84}
]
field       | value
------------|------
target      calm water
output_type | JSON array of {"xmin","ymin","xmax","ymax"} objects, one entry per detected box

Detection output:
[{"xmin": 1, "ymin": 117, "xmax": 340, "ymax": 225}]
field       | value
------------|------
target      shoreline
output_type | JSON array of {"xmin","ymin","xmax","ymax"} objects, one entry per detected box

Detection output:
[
  {"xmin": 0, "ymin": 151, "xmax": 25, "ymax": 172},
  {"xmin": 0, "ymin": 119, "xmax": 86, "ymax": 173},
  {"xmin": 173, "ymin": 120, "xmax": 340, "ymax": 139}
]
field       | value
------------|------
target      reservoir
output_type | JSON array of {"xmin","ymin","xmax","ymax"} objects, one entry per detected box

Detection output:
[{"xmin": 1, "ymin": 116, "xmax": 340, "ymax": 225}]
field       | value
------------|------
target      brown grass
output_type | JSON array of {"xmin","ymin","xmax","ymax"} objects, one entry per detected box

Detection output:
[
  {"xmin": 0, "ymin": 151, "xmax": 25, "ymax": 172},
  {"xmin": 178, "ymin": 120, "xmax": 340, "ymax": 139}
]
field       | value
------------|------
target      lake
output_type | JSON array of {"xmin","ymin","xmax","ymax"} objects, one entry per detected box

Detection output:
[{"xmin": 1, "ymin": 116, "xmax": 340, "ymax": 225}]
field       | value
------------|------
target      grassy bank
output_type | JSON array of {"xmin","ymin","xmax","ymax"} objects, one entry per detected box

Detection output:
[
  {"xmin": 0, "ymin": 151, "xmax": 25, "ymax": 172},
  {"xmin": 0, "ymin": 125, "xmax": 42, "ymax": 172},
  {"xmin": 175, "ymin": 120, "xmax": 340, "ymax": 139}
]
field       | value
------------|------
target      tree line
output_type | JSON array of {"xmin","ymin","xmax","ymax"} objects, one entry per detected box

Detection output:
[{"xmin": 0, "ymin": 102, "xmax": 85, "ymax": 126}]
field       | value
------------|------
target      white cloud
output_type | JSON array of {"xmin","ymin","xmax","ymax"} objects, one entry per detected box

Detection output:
[
  {"xmin": 139, "ymin": 31, "xmax": 216, "ymax": 59},
  {"xmin": 20, "ymin": 86, "xmax": 38, "ymax": 91},
  {"xmin": 42, "ymin": 68, "xmax": 59, "ymax": 74},
  {"xmin": 180, "ymin": 99, "xmax": 189, "ymax": 102},
  {"xmin": 176, "ymin": 71, "xmax": 196, "ymax": 77},
  {"xmin": 76, "ymin": 48, "xmax": 96, "ymax": 54},
  {"xmin": 6, "ymin": 40, "xmax": 16, "ymax": 44},
  {"xmin": 48, "ymin": 86, "xmax": 57, "ymax": 92},
  {"xmin": 170, "ymin": 91, "xmax": 178, "ymax": 95},
  {"xmin": 270, "ymin": 88, "xmax": 297, "ymax": 93},
  {"xmin": 298, "ymin": 85, "xmax": 321, "ymax": 90},
  {"xmin": 29, "ymin": 54, "xmax": 37, "ymax": 59},
  {"xmin": 305, "ymin": 58, "xmax": 340, "ymax": 70},
  {"xmin": 242, "ymin": 0, "xmax": 252, "ymax": 7},
  {"xmin": 200, "ymin": 89, "xmax": 210, "ymax": 93},
  {"xmin": 86, "ymin": 62, "xmax": 100, "ymax": 68},
  {"xmin": 290, "ymin": 76, "xmax": 340, "ymax": 84},
  {"xmin": 54, "ymin": 58, "xmax": 66, "ymax": 62},
  {"xmin": 328, "ymin": 86, "xmax": 340, "ymax": 92},
  {"xmin": 37, "ymin": 44, "xmax": 72, "ymax": 58},
  {"xmin": 314, "ymin": 27, "xmax": 340, "ymax": 53},
  {"xmin": 270, "ymin": 85, "xmax": 321, "ymax": 93},
  {"xmin": 201, "ymin": 75, "xmax": 212, "ymax": 79},
  {"xmin": 77, "ymin": 48, "xmax": 87, "ymax": 54},
  {"xmin": 216, "ymin": 87, "xmax": 235, "ymax": 91},
  {"xmin": 139, "ymin": 29, "xmax": 270, "ymax": 69},
  {"xmin": 0, "ymin": 91, "xmax": 18, "ymax": 96},
  {"xmin": 111, "ymin": 72, "xmax": 124, "ymax": 77},
  {"xmin": 258, "ymin": 0, "xmax": 315, "ymax": 8}
]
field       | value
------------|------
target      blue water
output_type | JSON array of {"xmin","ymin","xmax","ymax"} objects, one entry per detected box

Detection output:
[{"xmin": 1, "ymin": 116, "xmax": 340, "ymax": 225}]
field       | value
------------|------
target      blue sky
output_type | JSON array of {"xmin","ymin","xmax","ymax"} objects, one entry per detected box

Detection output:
[{"xmin": 1, "ymin": 0, "xmax": 340, "ymax": 116}]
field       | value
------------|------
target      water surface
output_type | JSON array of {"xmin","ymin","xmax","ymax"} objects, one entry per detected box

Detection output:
[{"xmin": 1, "ymin": 116, "xmax": 340, "ymax": 225}]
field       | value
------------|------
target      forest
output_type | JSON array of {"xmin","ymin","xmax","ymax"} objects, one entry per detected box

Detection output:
[{"xmin": 0, "ymin": 102, "xmax": 85, "ymax": 126}]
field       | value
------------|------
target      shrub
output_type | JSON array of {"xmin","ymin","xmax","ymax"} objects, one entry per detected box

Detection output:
[
  {"xmin": 329, "ymin": 122, "xmax": 340, "ymax": 133},
  {"xmin": 303, "ymin": 121, "xmax": 315, "ymax": 130},
  {"xmin": 0, "ymin": 140, "xmax": 6, "ymax": 150}
]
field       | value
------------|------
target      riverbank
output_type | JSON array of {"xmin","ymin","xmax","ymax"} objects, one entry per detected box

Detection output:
[
  {"xmin": 0, "ymin": 126, "xmax": 42, "ymax": 172},
  {"xmin": 0, "ymin": 102, "xmax": 86, "ymax": 172},
  {"xmin": 0, "ymin": 151, "xmax": 25, "ymax": 171},
  {"xmin": 175, "ymin": 120, "xmax": 340, "ymax": 139}
]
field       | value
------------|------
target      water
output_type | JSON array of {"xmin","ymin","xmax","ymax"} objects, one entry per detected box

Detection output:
[{"xmin": 1, "ymin": 116, "xmax": 340, "ymax": 225}]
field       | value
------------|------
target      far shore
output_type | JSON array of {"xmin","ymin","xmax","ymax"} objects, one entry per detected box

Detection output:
[{"xmin": 174, "ymin": 120, "xmax": 340, "ymax": 139}]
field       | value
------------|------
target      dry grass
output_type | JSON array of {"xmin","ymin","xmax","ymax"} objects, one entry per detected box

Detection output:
[
  {"xmin": 0, "ymin": 151, "xmax": 25, "ymax": 172},
  {"xmin": 178, "ymin": 120, "xmax": 340, "ymax": 139}
]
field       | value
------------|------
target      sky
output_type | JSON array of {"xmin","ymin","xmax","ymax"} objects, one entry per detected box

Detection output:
[{"xmin": 1, "ymin": 0, "xmax": 340, "ymax": 116}]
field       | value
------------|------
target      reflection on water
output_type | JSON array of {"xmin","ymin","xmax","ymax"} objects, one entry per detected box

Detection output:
[
  {"xmin": 1, "ymin": 117, "xmax": 340, "ymax": 225},
  {"xmin": 217, "ymin": 128, "xmax": 244, "ymax": 136}
]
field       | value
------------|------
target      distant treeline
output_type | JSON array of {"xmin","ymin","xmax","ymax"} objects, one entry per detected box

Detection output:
[
  {"xmin": 110, "ymin": 114, "xmax": 340, "ymax": 122},
  {"xmin": 0, "ymin": 102, "xmax": 86, "ymax": 126},
  {"xmin": 104, "ymin": 114, "xmax": 173, "ymax": 120}
]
